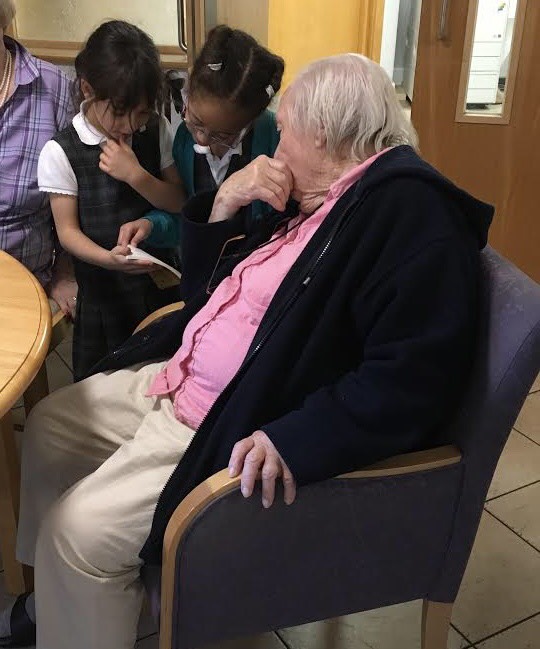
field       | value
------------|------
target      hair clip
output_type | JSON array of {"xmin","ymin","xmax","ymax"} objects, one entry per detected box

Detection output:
[
  {"xmin": 265, "ymin": 84, "xmax": 275, "ymax": 98},
  {"xmin": 207, "ymin": 62, "xmax": 223, "ymax": 71}
]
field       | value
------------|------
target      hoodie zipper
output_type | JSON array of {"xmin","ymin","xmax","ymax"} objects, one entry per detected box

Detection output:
[{"xmin": 147, "ymin": 195, "xmax": 364, "ymax": 553}]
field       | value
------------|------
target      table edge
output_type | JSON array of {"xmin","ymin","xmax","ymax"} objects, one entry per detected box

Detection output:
[{"xmin": 0, "ymin": 263, "xmax": 52, "ymax": 418}]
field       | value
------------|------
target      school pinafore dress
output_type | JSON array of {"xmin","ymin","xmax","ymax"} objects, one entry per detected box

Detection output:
[{"xmin": 53, "ymin": 116, "xmax": 181, "ymax": 381}]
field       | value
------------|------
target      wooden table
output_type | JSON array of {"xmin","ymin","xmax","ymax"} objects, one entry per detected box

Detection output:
[{"xmin": 0, "ymin": 251, "xmax": 51, "ymax": 593}]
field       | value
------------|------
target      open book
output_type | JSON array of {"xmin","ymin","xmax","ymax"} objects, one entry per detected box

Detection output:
[{"xmin": 126, "ymin": 245, "xmax": 182, "ymax": 279}]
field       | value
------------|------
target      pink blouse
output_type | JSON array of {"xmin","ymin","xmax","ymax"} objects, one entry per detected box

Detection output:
[{"xmin": 147, "ymin": 150, "xmax": 389, "ymax": 429}]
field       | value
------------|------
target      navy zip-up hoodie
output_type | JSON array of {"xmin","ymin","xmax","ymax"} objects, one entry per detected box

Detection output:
[{"xmin": 91, "ymin": 146, "xmax": 493, "ymax": 565}]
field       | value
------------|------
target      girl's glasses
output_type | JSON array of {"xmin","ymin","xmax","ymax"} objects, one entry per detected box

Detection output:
[{"xmin": 182, "ymin": 105, "xmax": 249, "ymax": 150}]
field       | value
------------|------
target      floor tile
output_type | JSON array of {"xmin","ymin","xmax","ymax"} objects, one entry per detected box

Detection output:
[
  {"xmin": 0, "ymin": 574, "xmax": 32, "ymax": 645},
  {"xmin": 486, "ymin": 482, "xmax": 540, "ymax": 551},
  {"xmin": 279, "ymin": 600, "xmax": 472, "ymax": 649},
  {"xmin": 55, "ymin": 337, "xmax": 73, "ymax": 371},
  {"xmin": 515, "ymin": 392, "xmax": 540, "ymax": 445},
  {"xmin": 0, "ymin": 571, "xmax": 15, "ymax": 609},
  {"xmin": 45, "ymin": 351, "xmax": 73, "ymax": 393},
  {"xmin": 10, "ymin": 406, "xmax": 25, "ymax": 429},
  {"xmin": 530, "ymin": 373, "xmax": 540, "ymax": 393},
  {"xmin": 137, "ymin": 600, "xmax": 158, "ymax": 640},
  {"xmin": 206, "ymin": 633, "xmax": 286, "ymax": 649},
  {"xmin": 476, "ymin": 614, "xmax": 540, "ymax": 648},
  {"xmin": 136, "ymin": 634, "xmax": 158, "ymax": 649},
  {"xmin": 452, "ymin": 512, "xmax": 540, "ymax": 643},
  {"xmin": 136, "ymin": 632, "xmax": 285, "ymax": 649},
  {"xmin": 486, "ymin": 430, "xmax": 540, "ymax": 499}
]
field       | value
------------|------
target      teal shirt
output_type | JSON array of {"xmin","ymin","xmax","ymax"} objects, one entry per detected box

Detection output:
[{"xmin": 145, "ymin": 109, "xmax": 280, "ymax": 247}]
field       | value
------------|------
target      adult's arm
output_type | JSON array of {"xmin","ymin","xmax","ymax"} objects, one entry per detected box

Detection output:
[
  {"xmin": 262, "ymin": 236, "xmax": 477, "ymax": 486},
  {"xmin": 121, "ymin": 154, "xmax": 292, "ymax": 249}
]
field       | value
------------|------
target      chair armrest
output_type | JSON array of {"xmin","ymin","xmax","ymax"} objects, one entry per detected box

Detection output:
[
  {"xmin": 162, "ymin": 444, "xmax": 461, "ymax": 558},
  {"xmin": 133, "ymin": 301, "xmax": 185, "ymax": 334},
  {"xmin": 339, "ymin": 445, "xmax": 462, "ymax": 479},
  {"xmin": 159, "ymin": 444, "xmax": 462, "ymax": 647}
]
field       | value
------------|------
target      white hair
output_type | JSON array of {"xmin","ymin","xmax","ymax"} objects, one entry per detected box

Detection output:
[
  {"xmin": 0, "ymin": 0, "xmax": 15, "ymax": 30},
  {"xmin": 287, "ymin": 53, "xmax": 418, "ymax": 161}
]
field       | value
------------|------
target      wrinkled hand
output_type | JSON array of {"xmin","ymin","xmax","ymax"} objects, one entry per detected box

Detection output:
[
  {"xmin": 117, "ymin": 219, "xmax": 154, "ymax": 247},
  {"xmin": 210, "ymin": 155, "xmax": 293, "ymax": 223},
  {"xmin": 106, "ymin": 245, "xmax": 158, "ymax": 274},
  {"xmin": 48, "ymin": 276, "xmax": 78, "ymax": 319},
  {"xmin": 99, "ymin": 138, "xmax": 141, "ymax": 184},
  {"xmin": 228, "ymin": 430, "xmax": 296, "ymax": 508}
]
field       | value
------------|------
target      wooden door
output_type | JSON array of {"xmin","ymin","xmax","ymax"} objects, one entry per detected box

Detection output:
[
  {"xmin": 411, "ymin": 0, "xmax": 540, "ymax": 282},
  {"xmin": 267, "ymin": 0, "xmax": 384, "ymax": 89}
]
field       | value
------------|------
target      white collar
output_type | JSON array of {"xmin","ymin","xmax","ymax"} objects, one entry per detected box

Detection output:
[
  {"xmin": 72, "ymin": 102, "xmax": 108, "ymax": 146},
  {"xmin": 72, "ymin": 101, "xmax": 146, "ymax": 146},
  {"xmin": 193, "ymin": 141, "xmax": 243, "ymax": 186},
  {"xmin": 193, "ymin": 141, "xmax": 243, "ymax": 162}
]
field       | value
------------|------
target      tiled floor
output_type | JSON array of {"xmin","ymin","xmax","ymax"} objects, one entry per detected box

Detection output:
[{"xmin": 2, "ymin": 339, "xmax": 539, "ymax": 648}]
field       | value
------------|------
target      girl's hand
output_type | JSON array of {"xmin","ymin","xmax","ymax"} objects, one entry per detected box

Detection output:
[
  {"xmin": 117, "ymin": 219, "xmax": 153, "ymax": 247},
  {"xmin": 106, "ymin": 245, "xmax": 158, "ymax": 274},
  {"xmin": 100, "ymin": 138, "xmax": 142, "ymax": 185}
]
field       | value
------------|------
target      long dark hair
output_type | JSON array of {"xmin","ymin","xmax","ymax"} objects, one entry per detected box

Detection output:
[
  {"xmin": 188, "ymin": 25, "xmax": 285, "ymax": 120},
  {"xmin": 74, "ymin": 20, "xmax": 164, "ymax": 114}
]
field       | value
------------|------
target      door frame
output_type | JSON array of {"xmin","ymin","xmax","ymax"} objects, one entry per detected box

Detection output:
[{"xmin": 358, "ymin": 0, "xmax": 385, "ymax": 61}]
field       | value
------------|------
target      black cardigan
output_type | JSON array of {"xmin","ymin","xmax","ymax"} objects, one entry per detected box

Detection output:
[{"xmin": 91, "ymin": 146, "xmax": 493, "ymax": 564}]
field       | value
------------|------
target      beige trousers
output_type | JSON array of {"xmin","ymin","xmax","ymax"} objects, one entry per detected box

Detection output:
[{"xmin": 16, "ymin": 361, "xmax": 195, "ymax": 649}]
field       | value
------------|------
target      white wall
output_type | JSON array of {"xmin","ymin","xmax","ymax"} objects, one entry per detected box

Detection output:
[{"xmin": 379, "ymin": 0, "xmax": 400, "ymax": 81}]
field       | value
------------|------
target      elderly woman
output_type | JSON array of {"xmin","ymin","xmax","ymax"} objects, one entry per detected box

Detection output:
[
  {"xmin": 0, "ymin": 0, "xmax": 77, "ymax": 316},
  {"xmin": 5, "ymin": 54, "xmax": 492, "ymax": 649}
]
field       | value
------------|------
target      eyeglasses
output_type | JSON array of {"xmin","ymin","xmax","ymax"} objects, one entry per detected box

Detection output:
[
  {"xmin": 206, "ymin": 235, "xmax": 247, "ymax": 295},
  {"xmin": 182, "ymin": 105, "xmax": 249, "ymax": 150},
  {"xmin": 205, "ymin": 217, "xmax": 302, "ymax": 295}
]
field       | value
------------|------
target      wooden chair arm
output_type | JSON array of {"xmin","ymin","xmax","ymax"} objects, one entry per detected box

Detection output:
[
  {"xmin": 133, "ymin": 302, "xmax": 185, "ymax": 335},
  {"xmin": 338, "ymin": 444, "xmax": 462, "ymax": 479},
  {"xmin": 162, "ymin": 444, "xmax": 461, "ymax": 558},
  {"xmin": 159, "ymin": 444, "xmax": 462, "ymax": 647}
]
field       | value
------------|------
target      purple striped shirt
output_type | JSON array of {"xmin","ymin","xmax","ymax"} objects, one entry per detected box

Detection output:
[{"xmin": 0, "ymin": 37, "xmax": 73, "ymax": 286}]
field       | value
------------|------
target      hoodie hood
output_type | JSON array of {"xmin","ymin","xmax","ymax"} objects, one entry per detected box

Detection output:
[{"xmin": 360, "ymin": 145, "xmax": 494, "ymax": 249}]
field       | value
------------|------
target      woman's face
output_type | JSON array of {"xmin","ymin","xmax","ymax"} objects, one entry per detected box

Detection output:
[{"xmin": 274, "ymin": 90, "xmax": 322, "ymax": 208}]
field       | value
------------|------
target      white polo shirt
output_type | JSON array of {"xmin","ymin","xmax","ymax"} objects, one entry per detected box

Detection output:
[{"xmin": 38, "ymin": 106, "xmax": 174, "ymax": 196}]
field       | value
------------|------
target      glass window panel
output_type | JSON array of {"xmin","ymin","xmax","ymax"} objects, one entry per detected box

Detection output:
[
  {"xmin": 464, "ymin": 0, "xmax": 520, "ymax": 116},
  {"xmin": 15, "ymin": 0, "xmax": 179, "ymax": 47}
]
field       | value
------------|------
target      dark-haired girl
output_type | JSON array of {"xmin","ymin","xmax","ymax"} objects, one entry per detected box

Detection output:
[
  {"xmin": 118, "ymin": 24, "xmax": 284, "ymax": 248},
  {"xmin": 37, "ymin": 20, "xmax": 186, "ymax": 381}
]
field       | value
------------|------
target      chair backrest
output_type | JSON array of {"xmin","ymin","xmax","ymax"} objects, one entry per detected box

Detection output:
[{"xmin": 430, "ymin": 245, "xmax": 540, "ymax": 600}]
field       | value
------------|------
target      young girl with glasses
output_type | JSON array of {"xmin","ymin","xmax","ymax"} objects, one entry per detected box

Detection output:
[
  {"xmin": 119, "ymin": 25, "xmax": 285, "ymax": 249},
  {"xmin": 37, "ymin": 20, "xmax": 185, "ymax": 381}
]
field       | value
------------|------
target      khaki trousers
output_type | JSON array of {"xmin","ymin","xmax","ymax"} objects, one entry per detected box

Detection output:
[{"xmin": 16, "ymin": 361, "xmax": 195, "ymax": 649}]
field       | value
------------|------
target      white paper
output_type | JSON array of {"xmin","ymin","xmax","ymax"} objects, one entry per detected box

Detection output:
[{"xmin": 126, "ymin": 245, "xmax": 182, "ymax": 280}]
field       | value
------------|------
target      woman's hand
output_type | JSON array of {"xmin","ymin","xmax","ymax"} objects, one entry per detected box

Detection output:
[
  {"xmin": 105, "ymin": 245, "xmax": 158, "ymax": 274},
  {"xmin": 49, "ymin": 276, "xmax": 78, "ymax": 319},
  {"xmin": 228, "ymin": 430, "xmax": 297, "ymax": 508},
  {"xmin": 117, "ymin": 219, "xmax": 154, "ymax": 247},
  {"xmin": 99, "ymin": 138, "xmax": 142, "ymax": 185},
  {"xmin": 209, "ymin": 155, "xmax": 293, "ymax": 223}
]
